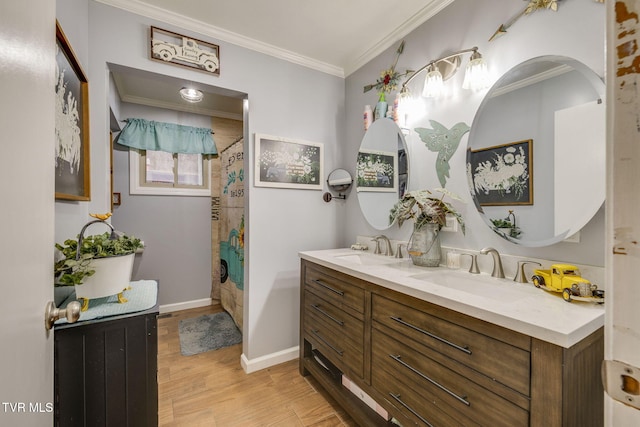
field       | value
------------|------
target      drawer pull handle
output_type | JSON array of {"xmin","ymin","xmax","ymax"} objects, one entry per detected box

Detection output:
[
  {"xmin": 311, "ymin": 304, "xmax": 344, "ymax": 326},
  {"xmin": 312, "ymin": 279, "xmax": 345, "ymax": 296},
  {"xmin": 388, "ymin": 393, "xmax": 434, "ymax": 427},
  {"xmin": 311, "ymin": 329, "xmax": 344, "ymax": 356},
  {"xmin": 390, "ymin": 316, "xmax": 472, "ymax": 355},
  {"xmin": 390, "ymin": 354, "xmax": 470, "ymax": 406}
]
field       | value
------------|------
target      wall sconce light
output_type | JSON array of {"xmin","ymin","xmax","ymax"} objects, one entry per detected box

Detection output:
[
  {"xmin": 422, "ymin": 64, "xmax": 444, "ymax": 98},
  {"xmin": 400, "ymin": 47, "xmax": 490, "ymax": 99},
  {"xmin": 179, "ymin": 87, "xmax": 204, "ymax": 103}
]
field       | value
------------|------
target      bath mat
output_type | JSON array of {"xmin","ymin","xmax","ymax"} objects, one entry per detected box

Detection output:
[{"xmin": 178, "ymin": 311, "xmax": 242, "ymax": 356}]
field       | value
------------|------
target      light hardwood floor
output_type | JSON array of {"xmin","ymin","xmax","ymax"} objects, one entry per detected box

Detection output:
[{"xmin": 158, "ymin": 304, "xmax": 357, "ymax": 426}]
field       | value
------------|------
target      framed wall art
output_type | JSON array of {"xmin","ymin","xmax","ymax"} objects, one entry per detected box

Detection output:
[
  {"xmin": 55, "ymin": 21, "xmax": 90, "ymax": 201},
  {"xmin": 356, "ymin": 149, "xmax": 398, "ymax": 193},
  {"xmin": 468, "ymin": 139, "xmax": 533, "ymax": 206},
  {"xmin": 150, "ymin": 26, "xmax": 220, "ymax": 75},
  {"xmin": 254, "ymin": 134, "xmax": 323, "ymax": 190}
]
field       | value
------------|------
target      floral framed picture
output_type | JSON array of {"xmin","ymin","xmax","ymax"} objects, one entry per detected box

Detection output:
[
  {"xmin": 55, "ymin": 21, "xmax": 90, "ymax": 201},
  {"xmin": 356, "ymin": 149, "xmax": 398, "ymax": 193},
  {"xmin": 254, "ymin": 134, "xmax": 323, "ymax": 190},
  {"xmin": 468, "ymin": 139, "xmax": 533, "ymax": 206}
]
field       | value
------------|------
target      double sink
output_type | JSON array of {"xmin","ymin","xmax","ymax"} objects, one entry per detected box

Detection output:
[{"xmin": 331, "ymin": 251, "xmax": 528, "ymax": 301}]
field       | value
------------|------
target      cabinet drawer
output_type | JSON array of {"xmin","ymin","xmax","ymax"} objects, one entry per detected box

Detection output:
[
  {"xmin": 372, "ymin": 329, "xmax": 529, "ymax": 427},
  {"xmin": 303, "ymin": 316, "xmax": 364, "ymax": 380},
  {"xmin": 304, "ymin": 291, "xmax": 364, "ymax": 347},
  {"xmin": 372, "ymin": 294, "xmax": 530, "ymax": 396},
  {"xmin": 304, "ymin": 263, "xmax": 365, "ymax": 314}
]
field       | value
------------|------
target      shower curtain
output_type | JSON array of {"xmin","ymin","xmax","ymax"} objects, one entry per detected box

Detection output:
[{"xmin": 217, "ymin": 137, "xmax": 244, "ymax": 329}]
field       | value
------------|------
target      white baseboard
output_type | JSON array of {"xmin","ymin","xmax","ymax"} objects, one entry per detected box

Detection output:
[
  {"xmin": 159, "ymin": 298, "xmax": 212, "ymax": 313},
  {"xmin": 241, "ymin": 346, "xmax": 299, "ymax": 374}
]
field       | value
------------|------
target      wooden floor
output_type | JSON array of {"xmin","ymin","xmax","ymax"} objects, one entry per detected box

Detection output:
[{"xmin": 158, "ymin": 304, "xmax": 357, "ymax": 426}]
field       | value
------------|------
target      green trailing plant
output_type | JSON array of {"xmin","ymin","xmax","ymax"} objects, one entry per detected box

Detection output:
[
  {"xmin": 490, "ymin": 217, "xmax": 522, "ymax": 239},
  {"xmin": 389, "ymin": 188, "xmax": 465, "ymax": 234},
  {"xmin": 490, "ymin": 218, "xmax": 513, "ymax": 228},
  {"xmin": 54, "ymin": 232, "xmax": 143, "ymax": 286}
]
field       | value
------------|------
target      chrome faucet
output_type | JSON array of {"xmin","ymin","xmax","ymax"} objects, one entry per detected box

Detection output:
[
  {"xmin": 513, "ymin": 261, "xmax": 542, "ymax": 283},
  {"xmin": 460, "ymin": 253, "xmax": 480, "ymax": 274},
  {"xmin": 480, "ymin": 247, "xmax": 505, "ymax": 278},
  {"xmin": 395, "ymin": 243, "xmax": 405, "ymax": 259},
  {"xmin": 373, "ymin": 235, "xmax": 394, "ymax": 257}
]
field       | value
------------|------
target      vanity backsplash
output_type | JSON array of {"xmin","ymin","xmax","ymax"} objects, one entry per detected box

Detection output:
[{"xmin": 354, "ymin": 235, "xmax": 605, "ymax": 286}]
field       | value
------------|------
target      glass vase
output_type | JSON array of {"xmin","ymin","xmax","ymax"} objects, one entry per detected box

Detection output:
[{"xmin": 407, "ymin": 223, "xmax": 441, "ymax": 267}]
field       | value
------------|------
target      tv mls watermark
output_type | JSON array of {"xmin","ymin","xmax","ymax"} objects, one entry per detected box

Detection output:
[{"xmin": 2, "ymin": 402, "xmax": 53, "ymax": 413}]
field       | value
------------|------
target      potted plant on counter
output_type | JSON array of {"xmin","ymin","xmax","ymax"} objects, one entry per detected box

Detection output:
[
  {"xmin": 490, "ymin": 210, "xmax": 521, "ymax": 239},
  {"xmin": 389, "ymin": 188, "xmax": 465, "ymax": 267},
  {"xmin": 54, "ymin": 216, "xmax": 144, "ymax": 311}
]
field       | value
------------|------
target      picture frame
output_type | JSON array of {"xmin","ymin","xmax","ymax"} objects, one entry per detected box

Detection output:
[
  {"xmin": 356, "ymin": 149, "xmax": 398, "ymax": 193},
  {"xmin": 254, "ymin": 134, "xmax": 323, "ymax": 190},
  {"xmin": 112, "ymin": 192, "xmax": 121, "ymax": 206},
  {"xmin": 55, "ymin": 21, "xmax": 90, "ymax": 201},
  {"xmin": 468, "ymin": 139, "xmax": 533, "ymax": 206},
  {"xmin": 150, "ymin": 26, "xmax": 220, "ymax": 75}
]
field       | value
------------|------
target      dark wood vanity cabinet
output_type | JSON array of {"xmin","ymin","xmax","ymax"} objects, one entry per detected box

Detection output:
[
  {"xmin": 299, "ymin": 259, "xmax": 604, "ymax": 427},
  {"xmin": 54, "ymin": 304, "xmax": 159, "ymax": 427}
]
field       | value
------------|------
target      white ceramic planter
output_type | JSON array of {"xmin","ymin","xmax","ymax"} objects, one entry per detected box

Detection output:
[{"xmin": 74, "ymin": 253, "xmax": 134, "ymax": 300}]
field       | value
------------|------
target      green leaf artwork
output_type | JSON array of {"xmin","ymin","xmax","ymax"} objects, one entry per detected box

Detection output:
[{"xmin": 414, "ymin": 120, "xmax": 470, "ymax": 188}]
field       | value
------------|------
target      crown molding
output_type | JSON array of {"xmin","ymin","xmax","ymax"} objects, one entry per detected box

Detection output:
[
  {"xmin": 95, "ymin": 0, "xmax": 345, "ymax": 77},
  {"xmin": 344, "ymin": 0, "xmax": 455, "ymax": 76},
  {"xmin": 490, "ymin": 64, "xmax": 573, "ymax": 98},
  {"xmin": 119, "ymin": 93, "xmax": 243, "ymax": 121}
]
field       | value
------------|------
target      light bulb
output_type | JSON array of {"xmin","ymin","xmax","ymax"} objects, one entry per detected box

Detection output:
[{"xmin": 422, "ymin": 67, "xmax": 444, "ymax": 98}]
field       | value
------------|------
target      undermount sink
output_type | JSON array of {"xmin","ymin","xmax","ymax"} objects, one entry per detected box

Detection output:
[
  {"xmin": 333, "ymin": 252, "xmax": 401, "ymax": 266},
  {"xmin": 410, "ymin": 270, "xmax": 529, "ymax": 301}
]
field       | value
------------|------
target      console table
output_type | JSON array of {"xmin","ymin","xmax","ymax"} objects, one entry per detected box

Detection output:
[{"xmin": 54, "ymin": 280, "xmax": 159, "ymax": 427}]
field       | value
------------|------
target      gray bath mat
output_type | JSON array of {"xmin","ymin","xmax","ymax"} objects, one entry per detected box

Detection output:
[{"xmin": 178, "ymin": 311, "xmax": 242, "ymax": 356}]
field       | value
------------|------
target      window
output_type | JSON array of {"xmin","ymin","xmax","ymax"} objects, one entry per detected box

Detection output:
[
  {"xmin": 130, "ymin": 148, "xmax": 211, "ymax": 196},
  {"xmin": 118, "ymin": 118, "xmax": 217, "ymax": 196}
]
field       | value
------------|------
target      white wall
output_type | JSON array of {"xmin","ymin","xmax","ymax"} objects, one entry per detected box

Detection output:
[
  {"xmin": 85, "ymin": 1, "xmax": 345, "ymax": 363},
  {"xmin": 344, "ymin": 0, "xmax": 606, "ymax": 266}
]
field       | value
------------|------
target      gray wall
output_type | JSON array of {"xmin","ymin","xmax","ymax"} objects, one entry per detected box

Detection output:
[
  {"xmin": 55, "ymin": 0, "xmax": 93, "ymax": 243},
  {"xmin": 112, "ymin": 102, "xmax": 213, "ymax": 306},
  {"xmin": 343, "ymin": 0, "xmax": 605, "ymax": 266},
  {"xmin": 54, "ymin": 0, "xmax": 607, "ymax": 366},
  {"xmin": 84, "ymin": 1, "xmax": 345, "ymax": 362}
]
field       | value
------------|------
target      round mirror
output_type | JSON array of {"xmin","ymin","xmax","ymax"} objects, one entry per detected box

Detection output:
[
  {"xmin": 466, "ymin": 56, "xmax": 605, "ymax": 247},
  {"xmin": 357, "ymin": 119, "xmax": 409, "ymax": 230},
  {"xmin": 327, "ymin": 168, "xmax": 353, "ymax": 192}
]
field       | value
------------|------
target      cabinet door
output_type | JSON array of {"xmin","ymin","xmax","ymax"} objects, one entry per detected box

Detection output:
[{"xmin": 55, "ymin": 313, "xmax": 158, "ymax": 427}]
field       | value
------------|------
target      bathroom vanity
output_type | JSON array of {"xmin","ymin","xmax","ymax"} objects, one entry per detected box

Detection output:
[{"xmin": 299, "ymin": 249, "xmax": 604, "ymax": 427}]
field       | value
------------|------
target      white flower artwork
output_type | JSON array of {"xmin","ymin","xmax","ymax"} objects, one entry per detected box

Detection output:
[
  {"xmin": 254, "ymin": 134, "xmax": 323, "ymax": 190},
  {"xmin": 55, "ymin": 50, "xmax": 82, "ymax": 175},
  {"xmin": 468, "ymin": 139, "xmax": 533, "ymax": 206},
  {"xmin": 55, "ymin": 21, "xmax": 89, "ymax": 200}
]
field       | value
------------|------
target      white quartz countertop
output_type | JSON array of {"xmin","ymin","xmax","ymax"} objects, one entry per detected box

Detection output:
[{"xmin": 299, "ymin": 248, "xmax": 605, "ymax": 349}]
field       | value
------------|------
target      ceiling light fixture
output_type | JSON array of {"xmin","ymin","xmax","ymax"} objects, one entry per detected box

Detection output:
[
  {"xmin": 179, "ymin": 87, "xmax": 204, "ymax": 103},
  {"xmin": 400, "ymin": 47, "xmax": 490, "ymax": 99}
]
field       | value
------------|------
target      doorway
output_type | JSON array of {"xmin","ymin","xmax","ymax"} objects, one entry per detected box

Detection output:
[{"xmin": 108, "ymin": 64, "xmax": 247, "ymax": 311}]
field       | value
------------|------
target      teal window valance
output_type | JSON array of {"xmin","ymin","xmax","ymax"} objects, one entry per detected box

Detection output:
[{"xmin": 117, "ymin": 118, "xmax": 217, "ymax": 155}]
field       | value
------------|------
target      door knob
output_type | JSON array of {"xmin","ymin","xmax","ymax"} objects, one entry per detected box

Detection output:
[{"xmin": 45, "ymin": 301, "xmax": 81, "ymax": 330}]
